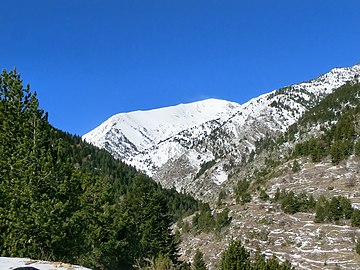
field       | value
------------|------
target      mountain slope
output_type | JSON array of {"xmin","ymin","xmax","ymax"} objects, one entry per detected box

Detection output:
[
  {"xmin": 83, "ymin": 63, "xmax": 360, "ymax": 200},
  {"xmin": 178, "ymin": 81, "xmax": 360, "ymax": 270}
]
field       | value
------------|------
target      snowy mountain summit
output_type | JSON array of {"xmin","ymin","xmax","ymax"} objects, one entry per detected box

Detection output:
[
  {"xmin": 83, "ymin": 63, "xmax": 360, "ymax": 200},
  {"xmin": 83, "ymin": 98, "xmax": 241, "ymax": 165}
]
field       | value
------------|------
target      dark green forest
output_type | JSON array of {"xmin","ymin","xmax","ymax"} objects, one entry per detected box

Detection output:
[
  {"xmin": 0, "ymin": 69, "xmax": 201, "ymax": 269},
  {"xmin": 285, "ymin": 82, "xmax": 360, "ymax": 164}
]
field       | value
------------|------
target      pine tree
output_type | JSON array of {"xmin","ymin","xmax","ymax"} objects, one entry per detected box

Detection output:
[
  {"xmin": 314, "ymin": 196, "xmax": 328, "ymax": 223},
  {"xmin": 192, "ymin": 249, "xmax": 207, "ymax": 270},
  {"xmin": 215, "ymin": 208, "xmax": 231, "ymax": 232},
  {"xmin": 291, "ymin": 160, "xmax": 301, "ymax": 173},
  {"xmin": 219, "ymin": 240, "xmax": 251, "ymax": 270},
  {"xmin": 330, "ymin": 141, "xmax": 345, "ymax": 164},
  {"xmin": 352, "ymin": 209, "xmax": 360, "ymax": 227},
  {"xmin": 338, "ymin": 196, "xmax": 353, "ymax": 219},
  {"xmin": 281, "ymin": 191, "xmax": 298, "ymax": 214},
  {"xmin": 122, "ymin": 174, "xmax": 178, "ymax": 266},
  {"xmin": 0, "ymin": 69, "xmax": 83, "ymax": 261},
  {"xmin": 252, "ymin": 250, "xmax": 266, "ymax": 270},
  {"xmin": 329, "ymin": 197, "xmax": 342, "ymax": 222},
  {"xmin": 308, "ymin": 195, "xmax": 316, "ymax": 210}
]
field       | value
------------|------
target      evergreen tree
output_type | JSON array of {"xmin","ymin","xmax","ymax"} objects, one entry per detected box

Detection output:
[
  {"xmin": 291, "ymin": 160, "xmax": 301, "ymax": 173},
  {"xmin": 219, "ymin": 240, "xmax": 251, "ymax": 270},
  {"xmin": 219, "ymin": 241, "xmax": 292, "ymax": 270},
  {"xmin": 235, "ymin": 179, "xmax": 251, "ymax": 205},
  {"xmin": 0, "ymin": 69, "xmax": 84, "ymax": 261},
  {"xmin": 281, "ymin": 191, "xmax": 298, "ymax": 214},
  {"xmin": 252, "ymin": 250, "xmax": 267, "ymax": 270},
  {"xmin": 215, "ymin": 208, "xmax": 232, "ymax": 232},
  {"xmin": 273, "ymin": 188, "xmax": 282, "ymax": 202},
  {"xmin": 192, "ymin": 249, "xmax": 207, "ymax": 270},
  {"xmin": 352, "ymin": 209, "xmax": 360, "ymax": 227},
  {"xmin": 329, "ymin": 197, "xmax": 342, "ymax": 222},
  {"xmin": 192, "ymin": 203, "xmax": 215, "ymax": 233},
  {"xmin": 330, "ymin": 141, "xmax": 345, "ymax": 164},
  {"xmin": 314, "ymin": 196, "xmax": 328, "ymax": 223},
  {"xmin": 338, "ymin": 196, "xmax": 353, "ymax": 219},
  {"xmin": 122, "ymin": 174, "xmax": 178, "ymax": 265},
  {"xmin": 308, "ymin": 195, "xmax": 316, "ymax": 210}
]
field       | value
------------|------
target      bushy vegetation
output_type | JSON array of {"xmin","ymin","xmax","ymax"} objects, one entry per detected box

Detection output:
[{"xmin": 0, "ymin": 69, "xmax": 201, "ymax": 269}]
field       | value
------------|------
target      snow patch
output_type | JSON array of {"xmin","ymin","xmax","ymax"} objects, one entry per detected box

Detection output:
[{"xmin": 0, "ymin": 257, "xmax": 91, "ymax": 270}]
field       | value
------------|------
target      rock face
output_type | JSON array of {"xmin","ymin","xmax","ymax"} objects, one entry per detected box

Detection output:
[{"xmin": 83, "ymin": 63, "xmax": 360, "ymax": 200}]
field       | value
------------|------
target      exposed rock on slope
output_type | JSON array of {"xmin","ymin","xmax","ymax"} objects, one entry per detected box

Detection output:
[{"xmin": 178, "ymin": 156, "xmax": 360, "ymax": 270}]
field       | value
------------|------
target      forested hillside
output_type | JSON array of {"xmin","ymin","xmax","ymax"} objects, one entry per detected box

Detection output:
[{"xmin": 0, "ymin": 69, "xmax": 200, "ymax": 269}]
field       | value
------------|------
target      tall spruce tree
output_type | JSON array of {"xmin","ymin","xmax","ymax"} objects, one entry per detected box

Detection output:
[{"xmin": 122, "ymin": 174, "xmax": 178, "ymax": 266}]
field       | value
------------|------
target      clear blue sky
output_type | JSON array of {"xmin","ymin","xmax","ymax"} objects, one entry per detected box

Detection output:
[{"xmin": 2, "ymin": 1, "xmax": 360, "ymax": 135}]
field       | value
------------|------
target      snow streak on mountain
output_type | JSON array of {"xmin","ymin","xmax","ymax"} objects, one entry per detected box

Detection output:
[{"xmin": 83, "ymin": 63, "xmax": 360, "ymax": 199}]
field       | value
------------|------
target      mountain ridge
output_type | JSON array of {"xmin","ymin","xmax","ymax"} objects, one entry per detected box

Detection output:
[
  {"xmin": 83, "ymin": 63, "xmax": 360, "ymax": 200},
  {"xmin": 83, "ymin": 98, "xmax": 241, "ymax": 158}
]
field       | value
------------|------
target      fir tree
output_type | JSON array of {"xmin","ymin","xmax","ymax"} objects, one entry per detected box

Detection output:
[
  {"xmin": 329, "ymin": 197, "xmax": 342, "ymax": 222},
  {"xmin": 314, "ymin": 196, "xmax": 328, "ymax": 223},
  {"xmin": 192, "ymin": 249, "xmax": 207, "ymax": 270},
  {"xmin": 219, "ymin": 240, "xmax": 251, "ymax": 270}
]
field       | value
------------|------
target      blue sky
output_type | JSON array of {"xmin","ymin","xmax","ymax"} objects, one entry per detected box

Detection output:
[{"xmin": 2, "ymin": 1, "xmax": 360, "ymax": 135}]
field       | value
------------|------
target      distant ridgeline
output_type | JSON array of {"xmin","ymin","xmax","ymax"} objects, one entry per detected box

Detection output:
[{"xmin": 0, "ymin": 69, "xmax": 200, "ymax": 269}]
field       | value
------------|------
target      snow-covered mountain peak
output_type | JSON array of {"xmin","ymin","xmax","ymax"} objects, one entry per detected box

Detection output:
[
  {"xmin": 83, "ymin": 62, "xmax": 360, "ymax": 200},
  {"xmin": 293, "ymin": 63, "xmax": 360, "ymax": 96},
  {"xmin": 83, "ymin": 98, "xmax": 241, "ymax": 155}
]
